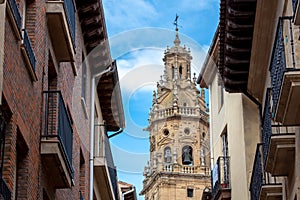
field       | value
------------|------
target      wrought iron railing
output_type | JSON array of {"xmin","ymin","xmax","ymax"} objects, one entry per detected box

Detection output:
[
  {"xmin": 8, "ymin": 0, "xmax": 22, "ymax": 31},
  {"xmin": 80, "ymin": 191, "xmax": 84, "ymax": 200},
  {"xmin": 64, "ymin": 0, "xmax": 76, "ymax": 46},
  {"xmin": 43, "ymin": 91, "xmax": 74, "ymax": 178},
  {"xmin": 211, "ymin": 156, "xmax": 230, "ymax": 200},
  {"xmin": 0, "ymin": 178, "xmax": 11, "ymax": 200},
  {"xmin": 293, "ymin": 0, "xmax": 299, "ymax": 17},
  {"xmin": 250, "ymin": 144, "xmax": 280, "ymax": 200},
  {"xmin": 270, "ymin": 17, "xmax": 297, "ymax": 116},
  {"xmin": 95, "ymin": 133, "xmax": 119, "ymax": 199},
  {"xmin": 262, "ymin": 89, "xmax": 272, "ymax": 166},
  {"xmin": 22, "ymin": 29, "xmax": 36, "ymax": 71},
  {"xmin": 261, "ymin": 89, "xmax": 295, "ymax": 167}
]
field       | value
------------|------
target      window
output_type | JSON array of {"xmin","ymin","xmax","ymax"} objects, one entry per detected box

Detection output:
[
  {"xmin": 218, "ymin": 75, "xmax": 224, "ymax": 111},
  {"xmin": 15, "ymin": 130, "xmax": 29, "ymax": 199},
  {"xmin": 163, "ymin": 129, "xmax": 169, "ymax": 136},
  {"xmin": 187, "ymin": 188, "xmax": 193, "ymax": 197},
  {"xmin": 79, "ymin": 149, "xmax": 85, "ymax": 199},
  {"xmin": 182, "ymin": 146, "xmax": 193, "ymax": 165},
  {"xmin": 184, "ymin": 128, "xmax": 190, "ymax": 135},
  {"xmin": 221, "ymin": 131, "xmax": 228, "ymax": 157},
  {"xmin": 172, "ymin": 65, "xmax": 175, "ymax": 79},
  {"xmin": 179, "ymin": 65, "xmax": 182, "ymax": 78},
  {"xmin": 81, "ymin": 52, "xmax": 87, "ymax": 100},
  {"xmin": 48, "ymin": 53, "xmax": 57, "ymax": 90},
  {"xmin": 164, "ymin": 147, "xmax": 172, "ymax": 163}
]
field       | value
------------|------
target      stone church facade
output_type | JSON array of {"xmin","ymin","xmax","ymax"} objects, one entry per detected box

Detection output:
[{"xmin": 140, "ymin": 28, "xmax": 211, "ymax": 200}]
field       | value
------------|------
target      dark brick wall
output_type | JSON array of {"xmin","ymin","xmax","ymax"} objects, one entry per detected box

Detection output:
[{"xmin": 1, "ymin": 0, "xmax": 91, "ymax": 199}]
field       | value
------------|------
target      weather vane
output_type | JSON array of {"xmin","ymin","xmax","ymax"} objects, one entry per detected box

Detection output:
[{"xmin": 173, "ymin": 14, "xmax": 180, "ymax": 30}]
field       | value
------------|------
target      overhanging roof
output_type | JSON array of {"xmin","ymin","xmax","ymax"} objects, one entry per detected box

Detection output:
[
  {"xmin": 219, "ymin": 0, "xmax": 257, "ymax": 92},
  {"xmin": 76, "ymin": 0, "xmax": 112, "ymax": 75},
  {"xmin": 96, "ymin": 60, "xmax": 125, "ymax": 131}
]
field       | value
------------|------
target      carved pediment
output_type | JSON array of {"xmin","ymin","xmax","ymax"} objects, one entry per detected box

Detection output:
[
  {"xmin": 179, "ymin": 136, "xmax": 198, "ymax": 144},
  {"xmin": 157, "ymin": 137, "xmax": 174, "ymax": 148}
]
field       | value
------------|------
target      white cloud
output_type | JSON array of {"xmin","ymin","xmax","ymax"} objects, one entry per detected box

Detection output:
[{"xmin": 117, "ymin": 49, "xmax": 164, "ymax": 93}]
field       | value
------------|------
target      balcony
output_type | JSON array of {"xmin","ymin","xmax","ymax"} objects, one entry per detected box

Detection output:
[
  {"xmin": 0, "ymin": 178, "xmax": 11, "ymax": 200},
  {"xmin": 46, "ymin": 0, "xmax": 75, "ymax": 62},
  {"xmin": 150, "ymin": 106, "xmax": 208, "ymax": 123},
  {"xmin": 211, "ymin": 157, "xmax": 231, "ymax": 200},
  {"xmin": 21, "ymin": 29, "xmax": 37, "ymax": 81},
  {"xmin": 262, "ymin": 89, "xmax": 295, "ymax": 176},
  {"xmin": 41, "ymin": 91, "xmax": 74, "ymax": 188},
  {"xmin": 7, "ymin": 0, "xmax": 22, "ymax": 39},
  {"xmin": 161, "ymin": 163, "xmax": 210, "ymax": 176},
  {"xmin": 94, "ymin": 132, "xmax": 119, "ymax": 200},
  {"xmin": 250, "ymin": 144, "xmax": 282, "ymax": 200},
  {"xmin": 270, "ymin": 17, "xmax": 300, "ymax": 125}
]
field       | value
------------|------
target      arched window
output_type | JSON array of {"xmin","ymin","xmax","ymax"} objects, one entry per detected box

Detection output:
[
  {"xmin": 164, "ymin": 147, "xmax": 172, "ymax": 163},
  {"xmin": 172, "ymin": 65, "xmax": 175, "ymax": 79},
  {"xmin": 182, "ymin": 146, "xmax": 193, "ymax": 165},
  {"xmin": 179, "ymin": 65, "xmax": 182, "ymax": 78}
]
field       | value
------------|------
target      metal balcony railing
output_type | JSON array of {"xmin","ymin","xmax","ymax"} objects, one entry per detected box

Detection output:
[
  {"xmin": 0, "ymin": 178, "xmax": 11, "ymax": 200},
  {"xmin": 293, "ymin": 0, "xmax": 298, "ymax": 16},
  {"xmin": 104, "ymin": 134, "xmax": 119, "ymax": 200},
  {"xmin": 250, "ymin": 144, "xmax": 280, "ymax": 200},
  {"xmin": 64, "ymin": 0, "xmax": 76, "ymax": 46},
  {"xmin": 261, "ymin": 89, "xmax": 295, "ymax": 167},
  {"xmin": 211, "ymin": 156, "xmax": 230, "ymax": 200},
  {"xmin": 80, "ymin": 191, "xmax": 84, "ymax": 200},
  {"xmin": 8, "ymin": 0, "xmax": 22, "ymax": 31},
  {"xmin": 43, "ymin": 91, "xmax": 74, "ymax": 178},
  {"xmin": 270, "ymin": 17, "xmax": 297, "ymax": 116},
  {"xmin": 262, "ymin": 89, "xmax": 272, "ymax": 166},
  {"xmin": 22, "ymin": 29, "xmax": 36, "ymax": 71}
]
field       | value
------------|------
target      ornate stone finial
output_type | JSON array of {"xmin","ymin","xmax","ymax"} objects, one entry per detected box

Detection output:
[
  {"xmin": 174, "ymin": 30, "xmax": 181, "ymax": 47},
  {"xmin": 193, "ymin": 73, "xmax": 197, "ymax": 83},
  {"xmin": 160, "ymin": 75, "xmax": 163, "ymax": 85},
  {"xmin": 152, "ymin": 90, "xmax": 157, "ymax": 105}
]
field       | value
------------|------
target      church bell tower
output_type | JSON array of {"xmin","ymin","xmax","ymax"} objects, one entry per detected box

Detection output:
[{"xmin": 140, "ymin": 24, "xmax": 211, "ymax": 199}]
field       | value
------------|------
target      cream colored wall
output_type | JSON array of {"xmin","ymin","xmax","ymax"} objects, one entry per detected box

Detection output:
[
  {"xmin": 209, "ymin": 69, "xmax": 260, "ymax": 199},
  {"xmin": 145, "ymin": 175, "xmax": 209, "ymax": 200}
]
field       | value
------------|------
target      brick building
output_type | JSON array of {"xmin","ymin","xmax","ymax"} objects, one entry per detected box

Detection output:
[{"xmin": 0, "ymin": 0, "xmax": 124, "ymax": 199}]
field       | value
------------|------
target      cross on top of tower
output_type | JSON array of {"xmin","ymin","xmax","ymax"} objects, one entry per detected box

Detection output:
[
  {"xmin": 173, "ymin": 14, "xmax": 181, "ymax": 46},
  {"xmin": 173, "ymin": 14, "xmax": 179, "ymax": 31}
]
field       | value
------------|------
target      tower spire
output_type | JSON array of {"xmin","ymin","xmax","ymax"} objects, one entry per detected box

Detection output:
[{"xmin": 173, "ymin": 14, "xmax": 181, "ymax": 46}]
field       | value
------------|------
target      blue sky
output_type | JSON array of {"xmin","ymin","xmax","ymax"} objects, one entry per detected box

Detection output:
[{"xmin": 102, "ymin": 1, "xmax": 219, "ymax": 199}]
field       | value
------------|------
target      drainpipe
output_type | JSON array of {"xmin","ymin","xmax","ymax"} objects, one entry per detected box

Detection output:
[
  {"xmin": 89, "ymin": 66, "xmax": 113, "ymax": 200},
  {"xmin": 208, "ymin": 85, "xmax": 214, "ymax": 170},
  {"xmin": 122, "ymin": 187, "xmax": 136, "ymax": 200},
  {"xmin": 108, "ymin": 128, "xmax": 123, "ymax": 139}
]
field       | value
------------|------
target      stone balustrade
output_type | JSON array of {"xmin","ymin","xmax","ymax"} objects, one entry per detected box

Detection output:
[{"xmin": 160, "ymin": 163, "xmax": 210, "ymax": 175}]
